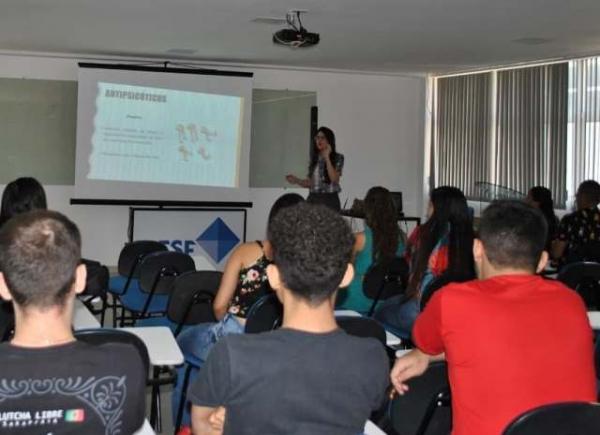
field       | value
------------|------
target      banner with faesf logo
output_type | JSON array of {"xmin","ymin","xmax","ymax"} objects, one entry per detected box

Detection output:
[{"xmin": 131, "ymin": 208, "xmax": 246, "ymax": 271}]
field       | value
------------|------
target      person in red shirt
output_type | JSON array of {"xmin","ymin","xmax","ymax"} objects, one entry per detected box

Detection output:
[{"xmin": 390, "ymin": 200, "xmax": 596, "ymax": 435}]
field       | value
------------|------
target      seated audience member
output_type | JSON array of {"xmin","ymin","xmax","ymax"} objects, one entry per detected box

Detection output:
[
  {"xmin": 0, "ymin": 177, "xmax": 48, "ymax": 340},
  {"xmin": 391, "ymin": 200, "xmax": 596, "ymax": 435},
  {"xmin": 0, "ymin": 210, "xmax": 146, "ymax": 434},
  {"xmin": 189, "ymin": 203, "xmax": 389, "ymax": 435},
  {"xmin": 336, "ymin": 186, "xmax": 405, "ymax": 313},
  {"xmin": 173, "ymin": 193, "xmax": 304, "ymax": 426},
  {"xmin": 526, "ymin": 186, "xmax": 559, "ymax": 253},
  {"xmin": 375, "ymin": 186, "xmax": 474, "ymax": 337},
  {"xmin": 553, "ymin": 179, "xmax": 600, "ymax": 265}
]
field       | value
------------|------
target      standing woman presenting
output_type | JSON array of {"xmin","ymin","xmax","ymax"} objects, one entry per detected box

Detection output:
[{"xmin": 286, "ymin": 126, "xmax": 344, "ymax": 211}]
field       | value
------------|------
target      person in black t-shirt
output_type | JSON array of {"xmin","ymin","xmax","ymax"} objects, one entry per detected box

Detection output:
[
  {"xmin": 189, "ymin": 203, "xmax": 390, "ymax": 435},
  {"xmin": 0, "ymin": 210, "xmax": 146, "ymax": 435}
]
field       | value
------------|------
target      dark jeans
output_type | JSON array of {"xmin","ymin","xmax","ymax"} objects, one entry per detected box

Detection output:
[{"xmin": 307, "ymin": 192, "xmax": 341, "ymax": 211}]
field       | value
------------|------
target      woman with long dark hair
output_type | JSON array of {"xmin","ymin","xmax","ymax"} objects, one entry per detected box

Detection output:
[
  {"xmin": 375, "ymin": 186, "xmax": 475, "ymax": 337},
  {"xmin": 286, "ymin": 126, "xmax": 344, "ymax": 211},
  {"xmin": 526, "ymin": 186, "xmax": 558, "ymax": 252},
  {"xmin": 336, "ymin": 186, "xmax": 405, "ymax": 313}
]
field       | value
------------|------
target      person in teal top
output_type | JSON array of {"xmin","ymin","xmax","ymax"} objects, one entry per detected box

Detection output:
[{"xmin": 336, "ymin": 186, "xmax": 405, "ymax": 313}]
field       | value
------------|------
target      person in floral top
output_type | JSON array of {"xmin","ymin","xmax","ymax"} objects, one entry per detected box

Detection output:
[
  {"xmin": 554, "ymin": 180, "xmax": 600, "ymax": 266},
  {"xmin": 173, "ymin": 193, "xmax": 304, "ymax": 428},
  {"xmin": 375, "ymin": 186, "xmax": 475, "ymax": 339}
]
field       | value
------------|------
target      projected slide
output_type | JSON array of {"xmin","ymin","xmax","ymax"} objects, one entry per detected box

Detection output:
[{"xmin": 88, "ymin": 82, "xmax": 243, "ymax": 187}]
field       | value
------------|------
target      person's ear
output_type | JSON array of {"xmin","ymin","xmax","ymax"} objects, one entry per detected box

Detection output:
[
  {"xmin": 73, "ymin": 264, "xmax": 87, "ymax": 295},
  {"xmin": 0, "ymin": 273, "xmax": 13, "ymax": 302},
  {"xmin": 473, "ymin": 239, "xmax": 484, "ymax": 265},
  {"xmin": 339, "ymin": 264, "xmax": 355, "ymax": 288},
  {"xmin": 266, "ymin": 264, "xmax": 282, "ymax": 291},
  {"xmin": 536, "ymin": 250, "xmax": 549, "ymax": 274}
]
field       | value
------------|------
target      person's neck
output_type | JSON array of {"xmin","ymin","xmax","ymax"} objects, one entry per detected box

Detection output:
[
  {"xmin": 480, "ymin": 266, "xmax": 535, "ymax": 280},
  {"xmin": 281, "ymin": 295, "xmax": 338, "ymax": 334},
  {"xmin": 11, "ymin": 302, "xmax": 75, "ymax": 348}
]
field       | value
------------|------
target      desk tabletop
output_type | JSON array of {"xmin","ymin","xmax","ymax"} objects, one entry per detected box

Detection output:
[
  {"xmin": 134, "ymin": 420, "xmax": 155, "ymax": 435},
  {"xmin": 119, "ymin": 326, "xmax": 184, "ymax": 366},
  {"xmin": 334, "ymin": 310, "xmax": 402, "ymax": 347}
]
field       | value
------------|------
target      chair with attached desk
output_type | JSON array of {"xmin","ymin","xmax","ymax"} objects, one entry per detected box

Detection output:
[
  {"xmin": 118, "ymin": 251, "xmax": 196, "ymax": 326},
  {"xmin": 137, "ymin": 270, "xmax": 222, "ymax": 336},
  {"xmin": 363, "ymin": 256, "xmax": 409, "ymax": 317},
  {"xmin": 79, "ymin": 258, "xmax": 110, "ymax": 326},
  {"xmin": 502, "ymin": 402, "xmax": 600, "ymax": 435},
  {"xmin": 557, "ymin": 261, "xmax": 600, "ymax": 310},
  {"xmin": 109, "ymin": 241, "xmax": 168, "ymax": 327},
  {"xmin": 388, "ymin": 361, "xmax": 451, "ymax": 435}
]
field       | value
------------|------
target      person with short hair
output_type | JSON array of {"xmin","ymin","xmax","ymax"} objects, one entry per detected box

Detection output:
[
  {"xmin": 390, "ymin": 200, "xmax": 596, "ymax": 435},
  {"xmin": 189, "ymin": 203, "xmax": 389, "ymax": 435},
  {"xmin": 553, "ymin": 179, "xmax": 600, "ymax": 264},
  {"xmin": 0, "ymin": 210, "xmax": 146, "ymax": 435}
]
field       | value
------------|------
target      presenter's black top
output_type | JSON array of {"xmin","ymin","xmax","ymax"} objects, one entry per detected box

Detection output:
[
  {"xmin": 310, "ymin": 154, "xmax": 344, "ymax": 194},
  {"xmin": 189, "ymin": 327, "xmax": 389, "ymax": 435},
  {"xmin": 0, "ymin": 341, "xmax": 146, "ymax": 435}
]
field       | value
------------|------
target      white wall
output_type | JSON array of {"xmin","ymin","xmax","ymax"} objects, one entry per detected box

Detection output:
[{"xmin": 0, "ymin": 53, "xmax": 426, "ymax": 265}]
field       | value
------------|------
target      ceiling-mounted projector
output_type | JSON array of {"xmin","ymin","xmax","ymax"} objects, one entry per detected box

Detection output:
[{"xmin": 273, "ymin": 11, "xmax": 320, "ymax": 48}]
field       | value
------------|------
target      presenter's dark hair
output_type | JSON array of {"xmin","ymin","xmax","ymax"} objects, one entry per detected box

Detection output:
[
  {"xmin": 308, "ymin": 126, "xmax": 339, "ymax": 184},
  {"xmin": 268, "ymin": 203, "xmax": 353, "ymax": 305},
  {"xmin": 407, "ymin": 186, "xmax": 474, "ymax": 298},
  {"xmin": 364, "ymin": 186, "xmax": 400, "ymax": 264},
  {"xmin": 0, "ymin": 177, "xmax": 47, "ymax": 228},
  {"xmin": 479, "ymin": 200, "xmax": 547, "ymax": 271},
  {"xmin": 267, "ymin": 193, "xmax": 305, "ymax": 226},
  {"xmin": 0, "ymin": 210, "xmax": 81, "ymax": 309}
]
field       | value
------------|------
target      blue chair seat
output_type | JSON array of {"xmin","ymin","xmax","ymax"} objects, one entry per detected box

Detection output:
[
  {"xmin": 109, "ymin": 276, "xmax": 140, "ymax": 296},
  {"xmin": 119, "ymin": 286, "xmax": 169, "ymax": 314}
]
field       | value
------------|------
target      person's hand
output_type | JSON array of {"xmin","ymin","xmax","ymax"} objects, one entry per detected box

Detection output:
[
  {"xmin": 286, "ymin": 174, "xmax": 298, "ymax": 185},
  {"xmin": 319, "ymin": 144, "xmax": 332, "ymax": 159},
  {"xmin": 390, "ymin": 349, "xmax": 430, "ymax": 396},
  {"xmin": 208, "ymin": 407, "xmax": 226, "ymax": 433}
]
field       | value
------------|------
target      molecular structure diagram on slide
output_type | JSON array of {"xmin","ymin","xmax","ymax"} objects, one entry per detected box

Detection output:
[{"xmin": 176, "ymin": 123, "xmax": 217, "ymax": 161}]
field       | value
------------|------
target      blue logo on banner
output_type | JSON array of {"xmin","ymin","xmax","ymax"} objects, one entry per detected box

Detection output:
[{"xmin": 196, "ymin": 218, "xmax": 240, "ymax": 263}]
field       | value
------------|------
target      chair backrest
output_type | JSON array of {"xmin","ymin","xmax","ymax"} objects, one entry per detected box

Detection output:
[
  {"xmin": 336, "ymin": 315, "xmax": 387, "ymax": 348},
  {"xmin": 74, "ymin": 328, "xmax": 150, "ymax": 375},
  {"xmin": 81, "ymin": 258, "xmax": 109, "ymax": 298},
  {"xmin": 167, "ymin": 270, "xmax": 222, "ymax": 332},
  {"xmin": 244, "ymin": 293, "xmax": 283, "ymax": 334},
  {"xmin": 117, "ymin": 240, "xmax": 168, "ymax": 278},
  {"xmin": 138, "ymin": 251, "xmax": 196, "ymax": 295},
  {"xmin": 502, "ymin": 402, "xmax": 600, "ymax": 435},
  {"xmin": 390, "ymin": 361, "xmax": 451, "ymax": 435},
  {"xmin": 557, "ymin": 261, "xmax": 600, "ymax": 309},
  {"xmin": 557, "ymin": 261, "xmax": 600, "ymax": 290},
  {"xmin": 363, "ymin": 257, "xmax": 409, "ymax": 301}
]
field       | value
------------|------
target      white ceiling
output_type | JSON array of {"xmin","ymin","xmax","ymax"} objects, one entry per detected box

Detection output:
[{"xmin": 2, "ymin": 0, "xmax": 600, "ymax": 74}]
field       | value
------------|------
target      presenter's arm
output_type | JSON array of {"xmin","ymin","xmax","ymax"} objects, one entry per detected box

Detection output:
[{"xmin": 285, "ymin": 174, "xmax": 310, "ymax": 188}]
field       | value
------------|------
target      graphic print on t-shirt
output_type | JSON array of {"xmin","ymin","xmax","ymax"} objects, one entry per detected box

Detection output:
[{"xmin": 0, "ymin": 376, "xmax": 128, "ymax": 435}]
